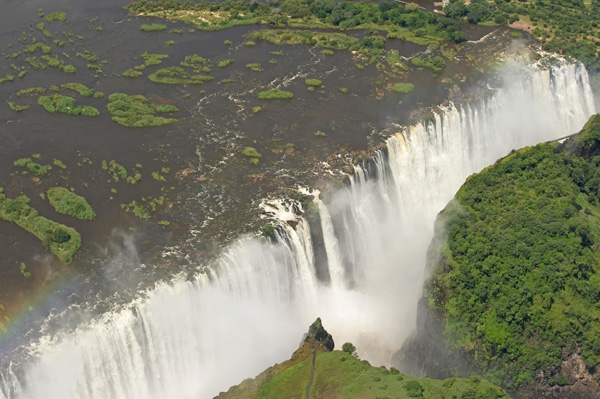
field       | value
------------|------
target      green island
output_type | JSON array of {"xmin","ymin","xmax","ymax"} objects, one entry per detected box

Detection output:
[
  {"xmin": 425, "ymin": 114, "xmax": 600, "ymax": 389},
  {"xmin": 0, "ymin": 188, "xmax": 81, "ymax": 264},
  {"xmin": 257, "ymin": 89, "xmax": 293, "ymax": 99},
  {"xmin": 217, "ymin": 318, "xmax": 508, "ymax": 399},
  {"xmin": 106, "ymin": 93, "xmax": 178, "ymax": 127},
  {"xmin": 38, "ymin": 94, "xmax": 100, "ymax": 116},
  {"xmin": 148, "ymin": 66, "xmax": 213, "ymax": 84},
  {"xmin": 47, "ymin": 187, "xmax": 96, "ymax": 221},
  {"xmin": 443, "ymin": 0, "xmax": 600, "ymax": 70}
]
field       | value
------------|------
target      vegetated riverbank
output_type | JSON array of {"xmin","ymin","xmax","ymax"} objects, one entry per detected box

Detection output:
[{"xmin": 397, "ymin": 115, "xmax": 600, "ymax": 399}]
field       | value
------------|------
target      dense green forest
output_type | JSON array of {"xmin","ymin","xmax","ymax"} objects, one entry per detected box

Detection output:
[
  {"xmin": 444, "ymin": 0, "xmax": 600, "ymax": 70},
  {"xmin": 427, "ymin": 115, "xmax": 600, "ymax": 389}
]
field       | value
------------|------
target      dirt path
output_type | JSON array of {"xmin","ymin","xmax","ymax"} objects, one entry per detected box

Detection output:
[{"xmin": 305, "ymin": 350, "xmax": 317, "ymax": 399}]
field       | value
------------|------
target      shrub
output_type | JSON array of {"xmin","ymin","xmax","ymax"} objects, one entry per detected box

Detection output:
[
  {"xmin": 405, "ymin": 380, "xmax": 424, "ymax": 397},
  {"xmin": 342, "ymin": 342, "xmax": 358, "ymax": 357}
]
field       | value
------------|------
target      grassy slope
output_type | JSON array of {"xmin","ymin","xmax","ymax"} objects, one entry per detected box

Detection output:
[
  {"xmin": 218, "ymin": 339, "xmax": 508, "ymax": 399},
  {"xmin": 427, "ymin": 114, "xmax": 600, "ymax": 389}
]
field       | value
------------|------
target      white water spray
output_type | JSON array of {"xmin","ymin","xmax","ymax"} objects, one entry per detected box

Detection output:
[{"xmin": 0, "ymin": 60, "xmax": 596, "ymax": 399}]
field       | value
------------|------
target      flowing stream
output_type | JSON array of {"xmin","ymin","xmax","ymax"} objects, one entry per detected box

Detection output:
[{"xmin": 0, "ymin": 60, "xmax": 596, "ymax": 399}]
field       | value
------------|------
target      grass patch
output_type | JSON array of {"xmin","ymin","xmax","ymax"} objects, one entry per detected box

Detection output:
[
  {"xmin": 246, "ymin": 63, "xmax": 263, "ymax": 72},
  {"xmin": 122, "ymin": 69, "xmax": 142, "ymax": 78},
  {"xmin": 7, "ymin": 102, "xmax": 28, "ymax": 112},
  {"xmin": 61, "ymin": 83, "xmax": 94, "ymax": 97},
  {"xmin": 14, "ymin": 158, "xmax": 51, "ymax": 175},
  {"xmin": 305, "ymin": 78, "xmax": 322, "ymax": 87},
  {"xmin": 391, "ymin": 82, "xmax": 414, "ymax": 94},
  {"xmin": 242, "ymin": 146, "xmax": 262, "ymax": 165},
  {"xmin": 257, "ymin": 89, "xmax": 293, "ymax": 100},
  {"xmin": 411, "ymin": 56, "xmax": 446, "ymax": 72},
  {"xmin": 140, "ymin": 23, "xmax": 167, "ymax": 31},
  {"xmin": 218, "ymin": 59, "xmax": 233, "ymax": 68},
  {"xmin": 38, "ymin": 94, "xmax": 99, "ymax": 116},
  {"xmin": 107, "ymin": 93, "xmax": 178, "ymax": 127},
  {"xmin": 46, "ymin": 11, "xmax": 67, "ymax": 22},
  {"xmin": 0, "ymin": 188, "xmax": 81, "ymax": 264},
  {"xmin": 47, "ymin": 187, "xmax": 95, "ymax": 221},
  {"xmin": 0, "ymin": 75, "xmax": 15, "ymax": 84},
  {"xmin": 148, "ymin": 66, "xmax": 213, "ymax": 84}
]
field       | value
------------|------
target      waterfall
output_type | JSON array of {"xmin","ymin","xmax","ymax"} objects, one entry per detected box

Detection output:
[{"xmin": 0, "ymin": 60, "xmax": 596, "ymax": 399}]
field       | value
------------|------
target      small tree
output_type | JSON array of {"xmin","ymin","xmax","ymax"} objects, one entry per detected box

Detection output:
[{"xmin": 342, "ymin": 342, "xmax": 358, "ymax": 358}]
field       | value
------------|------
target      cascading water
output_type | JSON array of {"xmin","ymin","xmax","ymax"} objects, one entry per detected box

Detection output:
[{"xmin": 0, "ymin": 60, "xmax": 596, "ymax": 399}]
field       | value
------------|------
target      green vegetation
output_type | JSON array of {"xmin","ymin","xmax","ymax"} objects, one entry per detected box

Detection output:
[
  {"xmin": 218, "ymin": 59, "xmax": 233, "ymax": 68},
  {"xmin": 443, "ymin": 0, "xmax": 600, "ymax": 70},
  {"xmin": 411, "ymin": 56, "xmax": 446, "ymax": 72},
  {"xmin": 133, "ymin": 52, "xmax": 169, "ymax": 71},
  {"xmin": 38, "ymin": 94, "xmax": 99, "ymax": 117},
  {"xmin": 47, "ymin": 187, "xmax": 95, "ymax": 221},
  {"xmin": 148, "ymin": 66, "xmax": 213, "ymax": 84},
  {"xmin": 19, "ymin": 262, "xmax": 31, "ymax": 279},
  {"xmin": 121, "ymin": 196, "xmax": 165, "ymax": 219},
  {"xmin": 217, "ymin": 320, "xmax": 508, "ymax": 399},
  {"xmin": 244, "ymin": 41, "xmax": 256, "ymax": 46},
  {"xmin": 339, "ymin": 87, "xmax": 348, "ymax": 94},
  {"xmin": 180, "ymin": 54, "xmax": 210, "ymax": 71},
  {"xmin": 107, "ymin": 93, "xmax": 178, "ymax": 127},
  {"xmin": 246, "ymin": 63, "xmax": 262, "ymax": 72},
  {"xmin": 16, "ymin": 87, "xmax": 46, "ymax": 96},
  {"xmin": 53, "ymin": 159, "xmax": 67, "ymax": 169},
  {"xmin": 305, "ymin": 78, "xmax": 322, "ymax": 87},
  {"xmin": 140, "ymin": 23, "xmax": 167, "ymax": 31},
  {"xmin": 0, "ymin": 188, "xmax": 81, "ymax": 264},
  {"xmin": 126, "ymin": 0, "xmax": 466, "ymax": 47},
  {"xmin": 242, "ymin": 146, "xmax": 262, "ymax": 165},
  {"xmin": 60, "ymin": 64, "xmax": 76, "ymax": 74},
  {"xmin": 46, "ymin": 11, "xmax": 67, "ymax": 22},
  {"xmin": 314, "ymin": 130, "xmax": 327, "ymax": 137},
  {"xmin": 7, "ymin": 102, "xmax": 28, "ymax": 112},
  {"xmin": 427, "ymin": 114, "xmax": 600, "ymax": 389},
  {"xmin": 166, "ymin": 40, "xmax": 175, "ymax": 46},
  {"xmin": 61, "ymin": 83, "xmax": 94, "ymax": 97},
  {"xmin": 392, "ymin": 82, "xmax": 414, "ymax": 94},
  {"xmin": 0, "ymin": 75, "xmax": 15, "ymax": 84},
  {"xmin": 257, "ymin": 89, "xmax": 293, "ymax": 100},
  {"xmin": 321, "ymin": 49, "xmax": 334, "ymax": 55},
  {"xmin": 14, "ymin": 158, "xmax": 51, "ymax": 176},
  {"xmin": 76, "ymin": 52, "xmax": 99, "ymax": 62},
  {"xmin": 122, "ymin": 69, "xmax": 142, "ymax": 78},
  {"xmin": 94, "ymin": 91, "xmax": 105, "ymax": 99}
]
